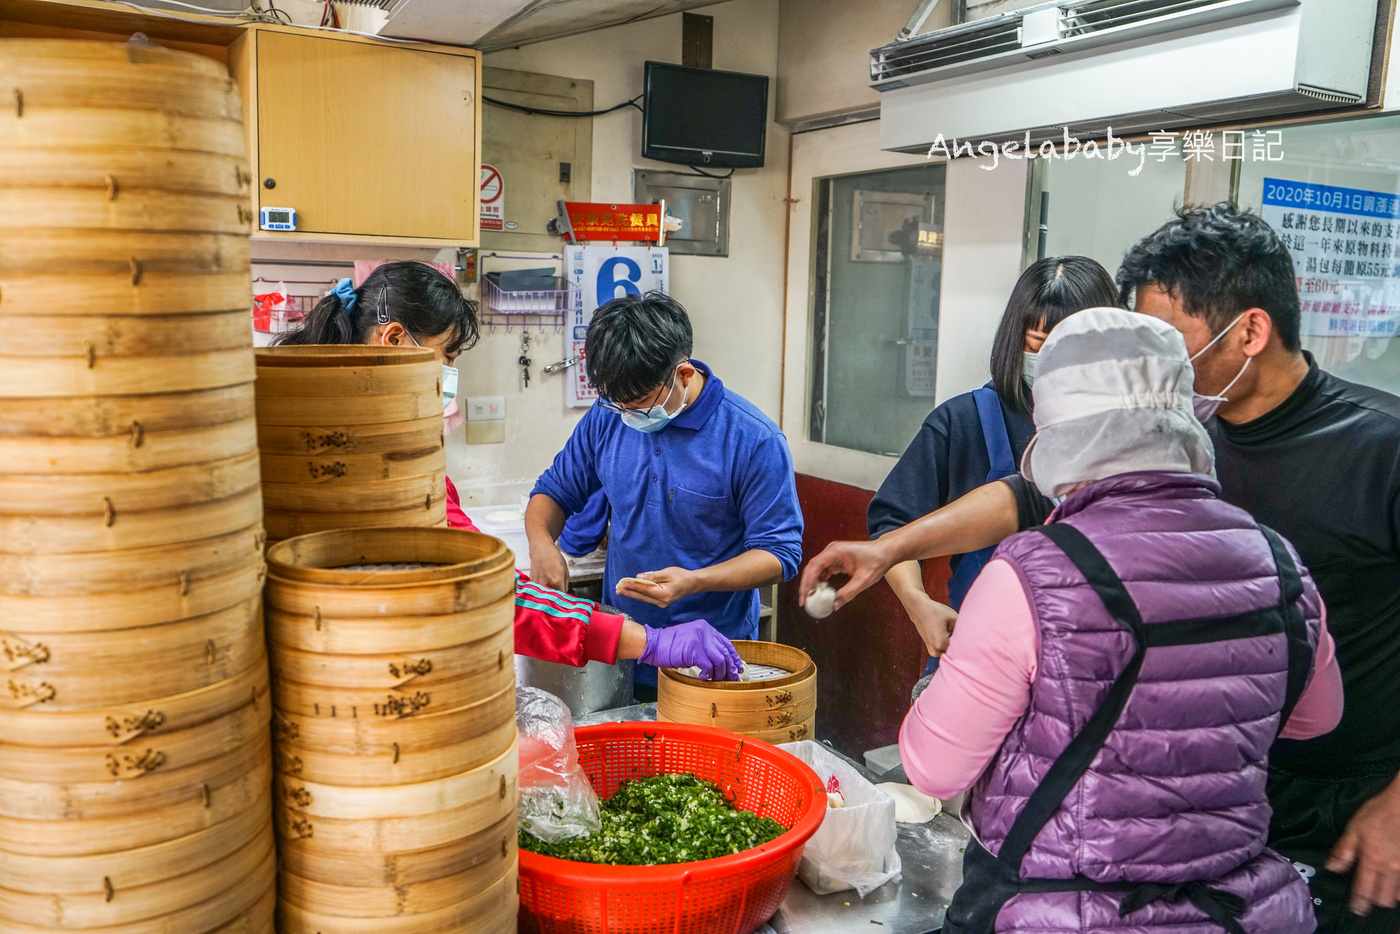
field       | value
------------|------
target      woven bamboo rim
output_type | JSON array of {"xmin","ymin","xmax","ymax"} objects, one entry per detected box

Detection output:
[
  {"xmin": 265, "ymin": 600, "xmax": 512, "ymax": 656},
  {"xmin": 0, "ymin": 694, "xmax": 268, "ymax": 784},
  {"xmin": 656, "ymin": 710, "xmax": 817, "ymax": 746},
  {"xmin": 0, "ymin": 741, "xmax": 271, "ymax": 853},
  {"xmin": 660, "ymin": 641, "xmax": 815, "ymax": 691},
  {"xmin": 2, "ymin": 597, "xmax": 264, "ymax": 710},
  {"xmin": 266, "ymin": 528, "xmax": 508, "ymax": 586},
  {"xmin": 275, "ymin": 866, "xmax": 516, "ymax": 934},
  {"xmin": 263, "ymin": 499, "xmax": 447, "ymax": 541},
  {"xmin": 276, "ymin": 733, "xmax": 516, "ymax": 821},
  {"xmin": 255, "ymin": 345, "xmax": 437, "ymax": 368},
  {"xmin": 0, "ymin": 348, "xmax": 254, "ymax": 397},
  {"xmin": 0, "ymin": 151, "xmax": 250, "ymax": 199},
  {"xmin": 256, "ymin": 416, "xmax": 442, "ymax": 456},
  {"xmin": 0, "ymin": 38, "xmax": 232, "ymax": 80},
  {"xmin": 274, "ymin": 774, "xmax": 517, "ymax": 855},
  {"xmin": 277, "ymin": 720, "xmax": 516, "ymax": 788},
  {"xmin": 0, "ymin": 653, "xmax": 268, "ymax": 748},
  {"xmin": 278, "ymin": 812, "xmax": 514, "ymax": 888},
  {"xmin": 261, "ymin": 471, "xmax": 444, "ymax": 513},
  {"xmin": 0, "ymin": 416, "xmax": 258, "ymax": 474},
  {"xmin": 0, "ymin": 451, "xmax": 261, "ymax": 516},
  {"xmin": 255, "ymin": 390, "xmax": 442, "ymax": 428},
  {"xmin": 0, "ymin": 483, "xmax": 262, "ymax": 555},
  {"xmin": 258, "ymin": 447, "xmax": 442, "ymax": 486},
  {"xmin": 0, "ymin": 231, "xmax": 248, "ymax": 276},
  {"xmin": 270, "ymin": 661, "xmax": 513, "ymax": 722},
  {"xmin": 0, "ymin": 732, "xmax": 270, "ymax": 824},
  {"xmin": 3, "ymin": 311, "xmax": 251, "ymax": 359},
  {"xmin": 278, "ymin": 845, "xmax": 514, "ymax": 917},
  {"xmin": 0, "ymin": 798, "xmax": 269, "ymax": 895},
  {"xmin": 0, "ymin": 384, "xmax": 254, "ymax": 439},
  {"xmin": 0, "ymin": 271, "xmax": 253, "ymax": 315},
  {"xmin": 256, "ymin": 361, "xmax": 439, "ymax": 397},
  {"xmin": 0, "ymin": 106, "xmax": 247, "ymax": 157},
  {"xmin": 655, "ymin": 696, "xmax": 816, "ymax": 733},
  {"xmin": 264, "ymin": 565, "xmax": 514, "ymax": 619},
  {"xmin": 272, "ymin": 684, "xmax": 514, "ymax": 757},
  {"xmin": 271, "ymin": 626, "xmax": 513, "ymax": 690},
  {"xmin": 0, "ymin": 58, "xmax": 240, "ymax": 120}
]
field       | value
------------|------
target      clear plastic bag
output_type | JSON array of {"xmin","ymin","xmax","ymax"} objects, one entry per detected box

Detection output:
[
  {"xmin": 516, "ymin": 687, "xmax": 601, "ymax": 843},
  {"xmin": 779, "ymin": 741, "xmax": 902, "ymax": 897}
]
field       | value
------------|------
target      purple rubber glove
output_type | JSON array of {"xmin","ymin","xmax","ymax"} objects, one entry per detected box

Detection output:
[{"xmin": 639, "ymin": 619, "xmax": 743, "ymax": 681}]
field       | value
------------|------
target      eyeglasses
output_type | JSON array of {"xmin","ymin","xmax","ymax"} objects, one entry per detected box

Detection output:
[{"xmin": 596, "ymin": 361, "xmax": 689, "ymax": 414}]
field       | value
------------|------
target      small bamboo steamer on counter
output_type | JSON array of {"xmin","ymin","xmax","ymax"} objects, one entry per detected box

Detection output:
[{"xmin": 656, "ymin": 641, "xmax": 818, "ymax": 741}]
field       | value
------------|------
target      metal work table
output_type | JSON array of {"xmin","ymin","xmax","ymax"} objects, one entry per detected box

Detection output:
[{"xmin": 574, "ymin": 704, "xmax": 970, "ymax": 934}]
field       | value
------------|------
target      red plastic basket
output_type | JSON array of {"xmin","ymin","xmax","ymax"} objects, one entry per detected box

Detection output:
[{"xmin": 519, "ymin": 721, "xmax": 827, "ymax": 934}]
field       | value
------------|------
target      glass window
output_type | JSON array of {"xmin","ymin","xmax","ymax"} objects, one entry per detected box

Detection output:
[
  {"xmin": 1037, "ymin": 140, "xmax": 1187, "ymax": 276},
  {"xmin": 1236, "ymin": 116, "xmax": 1400, "ymax": 396},
  {"xmin": 808, "ymin": 164, "xmax": 947, "ymax": 456}
]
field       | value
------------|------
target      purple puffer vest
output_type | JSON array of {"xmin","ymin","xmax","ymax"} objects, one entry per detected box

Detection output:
[{"xmin": 971, "ymin": 472, "xmax": 1322, "ymax": 934}]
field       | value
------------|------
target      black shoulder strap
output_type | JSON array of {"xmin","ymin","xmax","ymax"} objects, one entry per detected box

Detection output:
[
  {"xmin": 1259, "ymin": 525, "xmax": 1313, "ymax": 733},
  {"xmin": 997, "ymin": 523, "xmax": 1147, "ymax": 871}
]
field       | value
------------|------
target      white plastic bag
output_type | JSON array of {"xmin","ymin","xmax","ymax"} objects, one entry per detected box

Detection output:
[
  {"xmin": 779, "ymin": 740, "xmax": 901, "ymax": 897},
  {"xmin": 516, "ymin": 687, "xmax": 601, "ymax": 843}
]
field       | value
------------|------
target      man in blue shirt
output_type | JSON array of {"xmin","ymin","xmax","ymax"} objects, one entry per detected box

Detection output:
[{"xmin": 525, "ymin": 292, "xmax": 804, "ymax": 697}]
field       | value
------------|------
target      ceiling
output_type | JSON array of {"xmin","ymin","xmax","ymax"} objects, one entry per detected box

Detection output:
[{"xmin": 380, "ymin": 0, "xmax": 721, "ymax": 49}]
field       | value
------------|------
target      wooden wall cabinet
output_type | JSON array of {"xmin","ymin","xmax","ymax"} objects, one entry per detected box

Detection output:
[{"xmin": 230, "ymin": 26, "xmax": 481, "ymax": 248}]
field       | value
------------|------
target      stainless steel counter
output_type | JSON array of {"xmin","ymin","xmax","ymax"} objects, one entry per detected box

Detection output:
[{"xmin": 573, "ymin": 704, "xmax": 970, "ymax": 934}]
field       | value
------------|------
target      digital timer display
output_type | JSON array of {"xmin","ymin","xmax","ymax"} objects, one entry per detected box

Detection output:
[{"xmin": 260, "ymin": 206, "xmax": 297, "ymax": 232}]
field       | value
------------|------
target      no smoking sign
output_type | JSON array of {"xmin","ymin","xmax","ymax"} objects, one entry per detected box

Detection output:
[{"xmin": 480, "ymin": 164, "xmax": 504, "ymax": 231}]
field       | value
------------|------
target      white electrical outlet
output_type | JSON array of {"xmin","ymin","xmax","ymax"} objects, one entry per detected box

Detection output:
[{"xmin": 467, "ymin": 396, "xmax": 505, "ymax": 422}]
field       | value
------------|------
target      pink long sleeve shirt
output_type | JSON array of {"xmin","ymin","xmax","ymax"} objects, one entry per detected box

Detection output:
[{"xmin": 899, "ymin": 558, "xmax": 1344, "ymax": 800}]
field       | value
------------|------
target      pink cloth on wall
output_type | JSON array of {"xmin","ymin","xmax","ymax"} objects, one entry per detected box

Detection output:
[
  {"xmin": 898, "ymin": 558, "xmax": 1344, "ymax": 801},
  {"xmin": 353, "ymin": 260, "xmax": 456, "ymax": 287}
]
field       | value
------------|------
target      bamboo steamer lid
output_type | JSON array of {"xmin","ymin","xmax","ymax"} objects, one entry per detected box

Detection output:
[
  {"xmin": 272, "ymin": 684, "xmax": 515, "ymax": 757},
  {"xmin": 270, "ymin": 624, "xmax": 513, "ymax": 691},
  {"xmin": 0, "ymin": 733, "xmax": 269, "ymax": 824},
  {"xmin": 266, "ymin": 601, "xmax": 512, "ymax": 656},
  {"xmin": 280, "ymin": 812, "xmax": 514, "ymax": 888},
  {"xmin": 256, "ymin": 416, "xmax": 442, "ymax": 457},
  {"xmin": 275, "ymin": 864, "xmax": 516, "ymax": 934},
  {"xmin": 0, "ymin": 231, "xmax": 248, "ymax": 277},
  {"xmin": 277, "ymin": 719, "xmax": 517, "ymax": 788},
  {"xmin": 0, "ymin": 483, "xmax": 263, "ymax": 555},
  {"xmin": 0, "ymin": 451, "xmax": 261, "ymax": 516},
  {"xmin": 0, "ymin": 384, "xmax": 254, "ymax": 439},
  {"xmin": 0, "ymin": 693, "xmax": 269, "ymax": 784},
  {"xmin": 0, "ymin": 415, "xmax": 258, "ymax": 475},
  {"xmin": 0, "ymin": 653, "xmax": 268, "ymax": 748},
  {"xmin": 2, "ymin": 599, "xmax": 266, "ymax": 711},
  {"xmin": 656, "ymin": 641, "xmax": 818, "ymax": 741},
  {"xmin": 279, "ymin": 842, "xmax": 513, "ymax": 917}
]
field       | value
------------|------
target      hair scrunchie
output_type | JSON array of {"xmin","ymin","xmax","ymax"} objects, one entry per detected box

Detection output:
[{"xmin": 332, "ymin": 277, "xmax": 358, "ymax": 313}]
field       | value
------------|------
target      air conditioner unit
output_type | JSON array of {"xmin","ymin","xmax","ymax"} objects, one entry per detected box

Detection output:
[{"xmin": 870, "ymin": 0, "xmax": 1380, "ymax": 153}]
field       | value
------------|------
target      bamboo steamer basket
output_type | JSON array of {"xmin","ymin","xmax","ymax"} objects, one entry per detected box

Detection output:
[
  {"xmin": 280, "ymin": 812, "xmax": 515, "ymax": 888},
  {"xmin": 270, "ymin": 666, "xmax": 513, "ymax": 723},
  {"xmin": 0, "ymin": 415, "xmax": 258, "ymax": 475},
  {"xmin": 0, "ymin": 151, "xmax": 250, "ymax": 199},
  {"xmin": 0, "ymin": 483, "xmax": 263, "ymax": 555},
  {"xmin": 0, "ymin": 815, "xmax": 272, "ymax": 926},
  {"xmin": 256, "ymin": 415, "xmax": 442, "ymax": 457},
  {"xmin": 656, "ymin": 641, "xmax": 818, "ymax": 740},
  {"xmin": 279, "ymin": 842, "xmax": 514, "ymax": 917},
  {"xmin": 0, "ymin": 347, "xmax": 254, "ymax": 397},
  {"xmin": 277, "ymin": 719, "xmax": 517, "ymax": 788},
  {"xmin": 3, "ymin": 311, "xmax": 252, "ymax": 360},
  {"xmin": 261, "ymin": 471, "xmax": 445, "ymax": 513},
  {"xmin": 259, "ymin": 446, "xmax": 443, "ymax": 485},
  {"xmin": 266, "ymin": 601, "xmax": 512, "ymax": 656},
  {"xmin": 0, "ymin": 653, "xmax": 268, "ymax": 748},
  {"xmin": 2, "ymin": 599, "xmax": 266, "ymax": 711},
  {"xmin": 0, "ymin": 384, "xmax": 254, "ymax": 439},
  {"xmin": 276, "ymin": 864, "xmax": 516, "ymax": 934},
  {"xmin": 0, "ymin": 231, "xmax": 248, "ymax": 278},
  {"xmin": 263, "ymin": 498, "xmax": 448, "ymax": 542},
  {"xmin": 0, "ymin": 451, "xmax": 260, "ymax": 515},
  {"xmin": 0, "ymin": 270, "xmax": 254, "ymax": 316},
  {"xmin": 271, "ymin": 627, "xmax": 513, "ymax": 690}
]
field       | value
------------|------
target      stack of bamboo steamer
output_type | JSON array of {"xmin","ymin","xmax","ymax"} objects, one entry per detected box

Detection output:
[
  {"xmin": 255, "ymin": 345, "xmax": 447, "ymax": 543},
  {"xmin": 0, "ymin": 40, "xmax": 274, "ymax": 932},
  {"xmin": 657, "ymin": 641, "xmax": 817, "ymax": 744},
  {"xmin": 265, "ymin": 527, "xmax": 520, "ymax": 933}
]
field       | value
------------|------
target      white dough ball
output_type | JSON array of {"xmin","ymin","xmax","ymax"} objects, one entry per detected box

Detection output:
[{"xmin": 805, "ymin": 582, "xmax": 837, "ymax": 619}]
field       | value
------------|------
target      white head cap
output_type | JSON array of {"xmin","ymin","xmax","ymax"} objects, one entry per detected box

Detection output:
[{"xmin": 1020, "ymin": 306, "xmax": 1215, "ymax": 499}]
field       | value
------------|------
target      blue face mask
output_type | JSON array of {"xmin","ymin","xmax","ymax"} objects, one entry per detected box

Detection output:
[{"xmin": 618, "ymin": 368, "xmax": 688, "ymax": 433}]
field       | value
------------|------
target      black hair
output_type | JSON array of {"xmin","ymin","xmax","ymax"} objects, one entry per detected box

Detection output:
[
  {"xmin": 584, "ymin": 291, "xmax": 693, "ymax": 404},
  {"xmin": 991, "ymin": 255, "xmax": 1118, "ymax": 415},
  {"xmin": 1116, "ymin": 202, "xmax": 1302, "ymax": 352},
  {"xmin": 275, "ymin": 261, "xmax": 480, "ymax": 357}
]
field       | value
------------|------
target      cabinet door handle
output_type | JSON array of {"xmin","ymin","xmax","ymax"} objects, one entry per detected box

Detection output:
[{"xmin": 263, "ymin": 178, "xmax": 276, "ymax": 190}]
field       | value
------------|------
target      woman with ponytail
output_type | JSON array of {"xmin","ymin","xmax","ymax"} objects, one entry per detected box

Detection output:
[{"xmin": 275, "ymin": 262, "xmax": 741, "ymax": 679}]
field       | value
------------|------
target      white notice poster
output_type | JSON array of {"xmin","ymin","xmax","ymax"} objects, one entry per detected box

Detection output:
[
  {"xmin": 1261, "ymin": 177, "xmax": 1400, "ymax": 339},
  {"xmin": 564, "ymin": 246, "xmax": 670, "ymax": 408}
]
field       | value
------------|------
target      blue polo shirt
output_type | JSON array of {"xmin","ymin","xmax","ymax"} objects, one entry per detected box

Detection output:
[{"xmin": 532, "ymin": 361, "xmax": 803, "ymax": 685}]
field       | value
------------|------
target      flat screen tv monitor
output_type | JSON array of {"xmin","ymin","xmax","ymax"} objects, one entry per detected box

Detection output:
[{"xmin": 643, "ymin": 62, "xmax": 768, "ymax": 169}]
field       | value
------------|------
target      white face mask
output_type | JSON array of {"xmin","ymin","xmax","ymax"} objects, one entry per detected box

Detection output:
[
  {"xmin": 404, "ymin": 331, "xmax": 459, "ymax": 412},
  {"xmin": 615, "ymin": 367, "xmax": 688, "ymax": 434},
  {"xmin": 1190, "ymin": 313, "xmax": 1251, "ymax": 423},
  {"xmin": 1023, "ymin": 351, "xmax": 1039, "ymax": 389}
]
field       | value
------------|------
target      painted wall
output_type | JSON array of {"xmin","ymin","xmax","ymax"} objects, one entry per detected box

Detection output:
[{"xmin": 453, "ymin": 0, "xmax": 790, "ymax": 504}]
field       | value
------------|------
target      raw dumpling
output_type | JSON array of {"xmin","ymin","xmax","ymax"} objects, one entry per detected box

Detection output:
[{"xmin": 805, "ymin": 582, "xmax": 837, "ymax": 619}]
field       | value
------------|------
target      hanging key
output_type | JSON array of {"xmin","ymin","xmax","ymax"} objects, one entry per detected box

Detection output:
[{"xmin": 519, "ymin": 332, "xmax": 532, "ymax": 388}]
